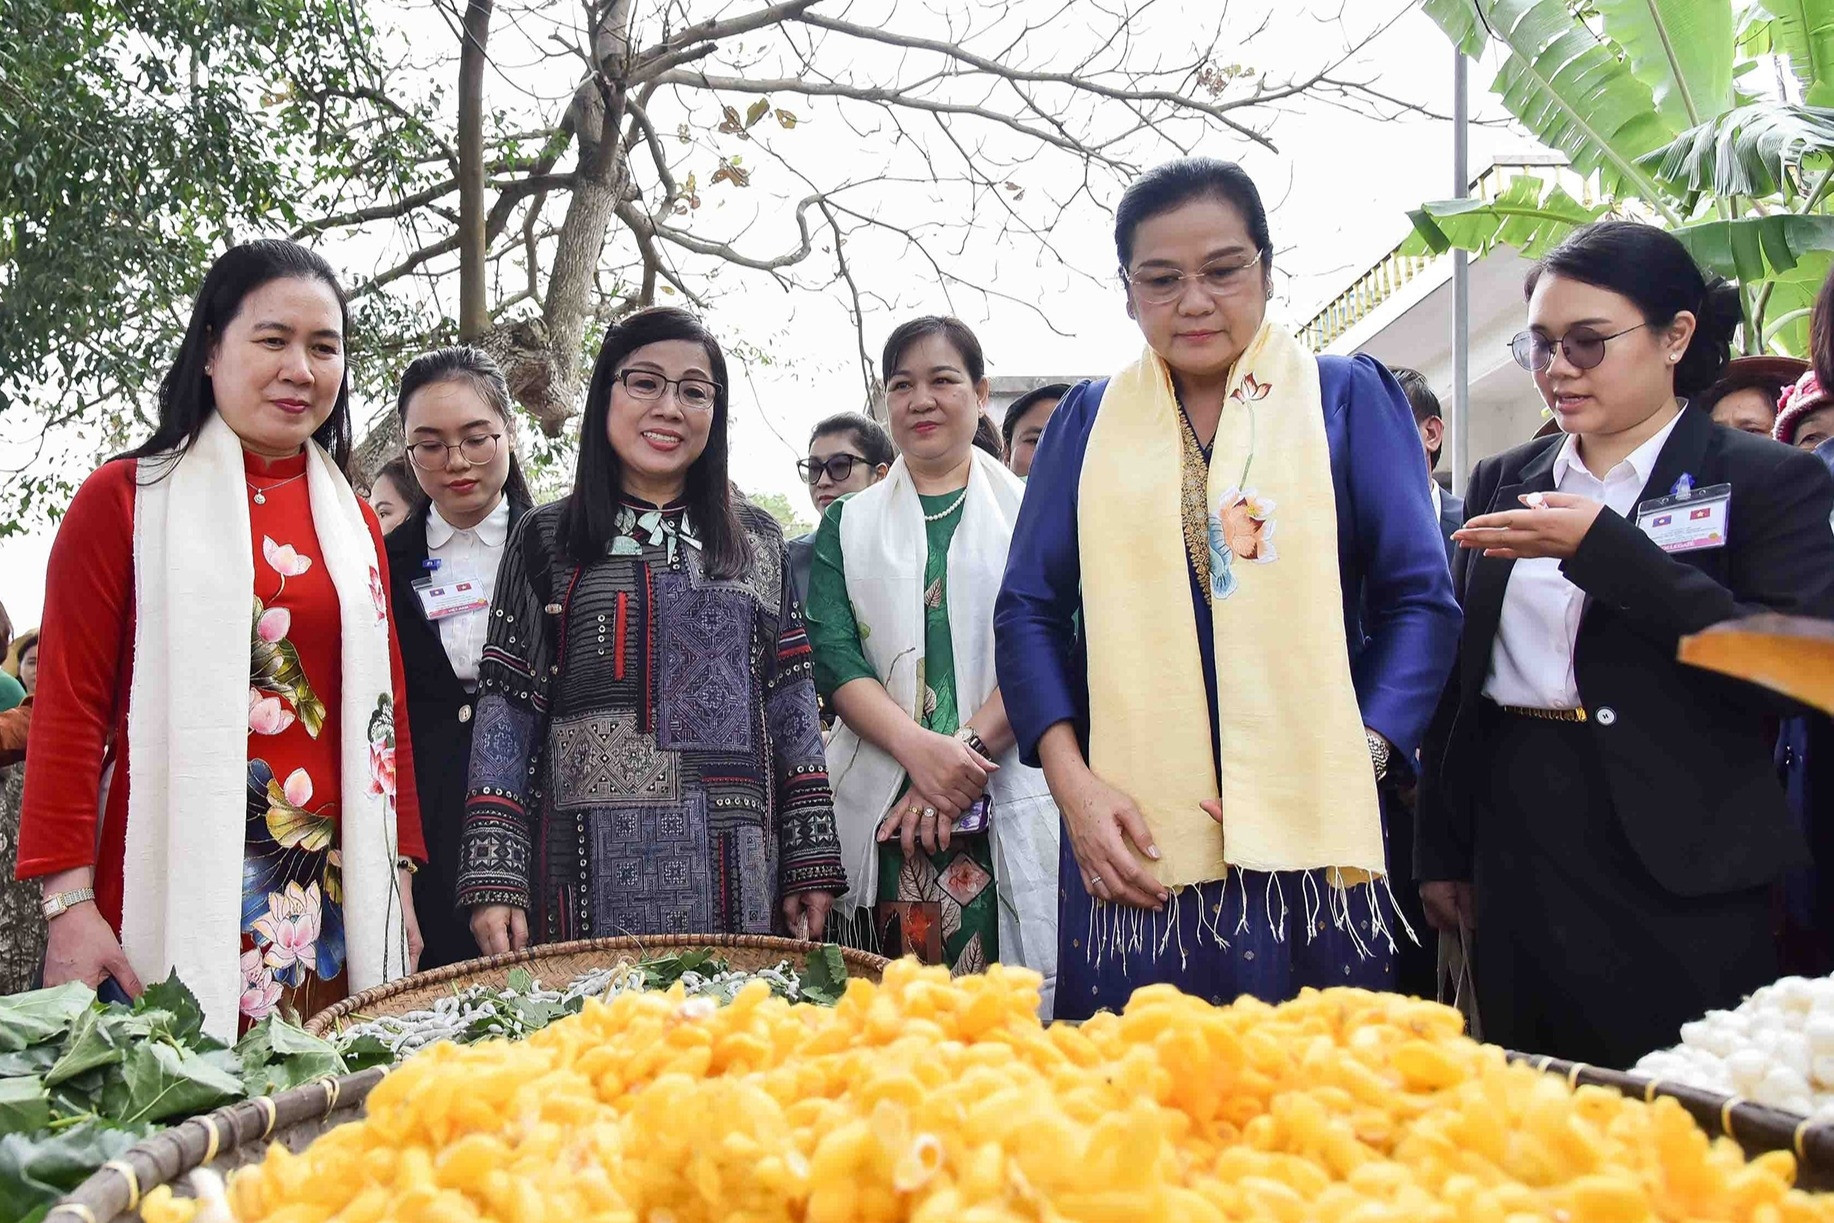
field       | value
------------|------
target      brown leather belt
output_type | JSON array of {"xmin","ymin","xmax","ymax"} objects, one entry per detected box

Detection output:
[{"xmin": 1494, "ymin": 703, "xmax": 1588, "ymax": 723}]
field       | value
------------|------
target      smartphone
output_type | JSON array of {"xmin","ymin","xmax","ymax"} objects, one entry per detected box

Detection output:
[
  {"xmin": 97, "ymin": 975, "xmax": 133, "ymax": 1006},
  {"xmin": 951, "ymin": 794, "xmax": 991, "ymax": 836}
]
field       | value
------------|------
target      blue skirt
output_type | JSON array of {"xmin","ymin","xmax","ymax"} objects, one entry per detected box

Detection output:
[{"xmin": 1053, "ymin": 833, "xmax": 1402, "ymax": 1021}]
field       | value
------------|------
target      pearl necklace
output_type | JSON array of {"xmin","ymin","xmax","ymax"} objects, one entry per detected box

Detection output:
[
  {"xmin": 923, "ymin": 487, "xmax": 968, "ymax": 522},
  {"xmin": 247, "ymin": 472, "xmax": 307, "ymax": 505}
]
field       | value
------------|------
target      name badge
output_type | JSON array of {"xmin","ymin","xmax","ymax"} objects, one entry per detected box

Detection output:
[
  {"xmin": 1634, "ymin": 482, "xmax": 1731, "ymax": 553},
  {"xmin": 414, "ymin": 573, "xmax": 489, "ymax": 621}
]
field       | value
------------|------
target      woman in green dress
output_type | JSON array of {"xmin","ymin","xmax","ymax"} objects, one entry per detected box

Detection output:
[{"xmin": 804, "ymin": 316, "xmax": 1059, "ymax": 1012}]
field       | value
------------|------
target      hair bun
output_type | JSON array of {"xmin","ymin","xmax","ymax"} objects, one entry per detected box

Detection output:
[{"xmin": 1697, "ymin": 276, "xmax": 1744, "ymax": 344}]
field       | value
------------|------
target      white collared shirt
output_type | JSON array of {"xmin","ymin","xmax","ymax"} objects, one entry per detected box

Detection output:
[
  {"xmin": 1430, "ymin": 478, "xmax": 1443, "ymax": 521},
  {"xmin": 426, "ymin": 497, "xmax": 510, "ymax": 687},
  {"xmin": 1482, "ymin": 412, "xmax": 1684, "ymax": 710}
]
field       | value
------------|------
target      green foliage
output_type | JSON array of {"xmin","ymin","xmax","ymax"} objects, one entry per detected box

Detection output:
[
  {"xmin": 0, "ymin": 0, "xmax": 447, "ymax": 528},
  {"xmin": 748, "ymin": 489, "xmax": 814, "ymax": 538},
  {"xmin": 1415, "ymin": 0, "xmax": 1834, "ymax": 355},
  {"xmin": 0, "ymin": 972, "xmax": 365, "ymax": 1222},
  {"xmin": 1404, "ymin": 176, "xmax": 1609, "ymax": 260}
]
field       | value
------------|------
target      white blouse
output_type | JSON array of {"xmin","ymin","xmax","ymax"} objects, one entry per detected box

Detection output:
[
  {"xmin": 425, "ymin": 497, "xmax": 510, "ymax": 687},
  {"xmin": 1482, "ymin": 412, "xmax": 1682, "ymax": 710}
]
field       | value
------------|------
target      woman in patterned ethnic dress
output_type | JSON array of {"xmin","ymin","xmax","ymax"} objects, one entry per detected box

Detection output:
[
  {"xmin": 17, "ymin": 241, "xmax": 426, "ymax": 1039},
  {"xmin": 458, "ymin": 308, "xmax": 845, "ymax": 951},
  {"xmin": 804, "ymin": 317, "xmax": 1059, "ymax": 1011}
]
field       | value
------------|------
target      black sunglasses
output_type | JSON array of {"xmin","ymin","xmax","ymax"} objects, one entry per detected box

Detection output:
[
  {"xmin": 798, "ymin": 453, "xmax": 871, "ymax": 485},
  {"xmin": 1509, "ymin": 323, "xmax": 1655, "ymax": 373}
]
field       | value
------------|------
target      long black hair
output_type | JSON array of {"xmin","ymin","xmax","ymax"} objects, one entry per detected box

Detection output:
[
  {"xmin": 559, "ymin": 307, "xmax": 748, "ymax": 579},
  {"xmin": 125, "ymin": 239, "xmax": 353, "ymax": 472},
  {"xmin": 1526, "ymin": 221, "xmax": 1743, "ymax": 400},
  {"xmin": 1113, "ymin": 158, "xmax": 1273, "ymax": 292},
  {"xmin": 395, "ymin": 345, "xmax": 534, "ymax": 509}
]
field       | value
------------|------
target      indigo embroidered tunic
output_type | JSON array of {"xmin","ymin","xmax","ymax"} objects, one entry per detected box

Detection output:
[{"xmin": 455, "ymin": 497, "xmax": 847, "ymax": 941}]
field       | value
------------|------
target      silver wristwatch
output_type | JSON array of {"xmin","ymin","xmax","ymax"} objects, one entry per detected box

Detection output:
[
  {"xmin": 41, "ymin": 887, "xmax": 96, "ymax": 920},
  {"xmin": 1365, "ymin": 729, "xmax": 1392, "ymax": 782}
]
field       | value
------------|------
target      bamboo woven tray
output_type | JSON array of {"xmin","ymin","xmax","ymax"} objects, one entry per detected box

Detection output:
[
  {"xmin": 304, "ymin": 933, "xmax": 889, "ymax": 1036},
  {"xmin": 1513, "ymin": 1051, "xmax": 1834, "ymax": 1190},
  {"xmin": 46, "ymin": 1068, "xmax": 385, "ymax": 1223}
]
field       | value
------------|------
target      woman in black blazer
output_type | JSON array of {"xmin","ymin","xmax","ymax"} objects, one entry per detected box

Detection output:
[
  {"xmin": 385, "ymin": 347, "xmax": 535, "ymax": 970},
  {"xmin": 1418, "ymin": 222, "xmax": 1834, "ymax": 1069}
]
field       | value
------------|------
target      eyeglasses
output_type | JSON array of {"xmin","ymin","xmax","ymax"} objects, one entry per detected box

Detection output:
[
  {"xmin": 407, "ymin": 433, "xmax": 502, "ymax": 470},
  {"xmin": 615, "ymin": 368, "xmax": 721, "ymax": 410},
  {"xmin": 1123, "ymin": 251, "xmax": 1265, "ymax": 305},
  {"xmin": 1509, "ymin": 323, "xmax": 1654, "ymax": 373},
  {"xmin": 798, "ymin": 453, "xmax": 871, "ymax": 485}
]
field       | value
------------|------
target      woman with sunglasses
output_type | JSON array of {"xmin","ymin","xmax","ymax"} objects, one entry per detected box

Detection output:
[
  {"xmin": 788, "ymin": 412, "xmax": 893, "ymax": 608},
  {"xmin": 996, "ymin": 158, "xmax": 1460, "ymax": 1020},
  {"xmin": 1418, "ymin": 221, "xmax": 1834, "ymax": 1067},
  {"xmin": 456, "ymin": 307, "xmax": 846, "ymax": 953},
  {"xmin": 383, "ymin": 346, "xmax": 535, "ymax": 968}
]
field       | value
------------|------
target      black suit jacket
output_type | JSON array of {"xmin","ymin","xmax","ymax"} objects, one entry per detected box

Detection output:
[
  {"xmin": 386, "ymin": 496, "xmax": 531, "ymax": 968},
  {"xmin": 1418, "ymin": 407, "xmax": 1834, "ymax": 898},
  {"xmin": 1438, "ymin": 488, "xmax": 1465, "ymax": 566}
]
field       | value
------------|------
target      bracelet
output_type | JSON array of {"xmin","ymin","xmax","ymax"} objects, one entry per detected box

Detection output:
[{"xmin": 396, "ymin": 857, "xmax": 419, "ymax": 875}]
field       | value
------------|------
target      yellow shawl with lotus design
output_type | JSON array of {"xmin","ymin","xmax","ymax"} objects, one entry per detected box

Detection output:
[{"xmin": 1077, "ymin": 321, "xmax": 1386, "ymax": 895}]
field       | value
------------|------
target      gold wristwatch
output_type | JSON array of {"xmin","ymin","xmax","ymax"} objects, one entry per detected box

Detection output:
[{"xmin": 41, "ymin": 886, "xmax": 96, "ymax": 920}]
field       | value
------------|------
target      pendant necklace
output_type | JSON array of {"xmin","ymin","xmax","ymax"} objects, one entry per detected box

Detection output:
[{"xmin": 247, "ymin": 472, "xmax": 307, "ymax": 505}]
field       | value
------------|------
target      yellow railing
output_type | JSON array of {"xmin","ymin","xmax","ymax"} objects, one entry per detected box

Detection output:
[{"xmin": 1297, "ymin": 159, "xmax": 1596, "ymax": 353}]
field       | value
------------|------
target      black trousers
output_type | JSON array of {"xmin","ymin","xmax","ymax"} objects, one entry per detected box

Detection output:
[{"xmin": 1471, "ymin": 704, "xmax": 1776, "ymax": 1069}]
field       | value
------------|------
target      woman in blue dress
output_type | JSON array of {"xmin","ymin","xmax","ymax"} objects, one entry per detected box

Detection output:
[{"xmin": 994, "ymin": 157, "xmax": 1460, "ymax": 1020}]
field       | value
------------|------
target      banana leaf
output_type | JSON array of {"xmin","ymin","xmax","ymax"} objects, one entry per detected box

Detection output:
[
  {"xmin": 1643, "ymin": 102, "xmax": 1834, "ymax": 196},
  {"xmin": 1405, "ymin": 174, "xmax": 1608, "ymax": 259},
  {"xmin": 1594, "ymin": 0, "xmax": 1734, "ymax": 129},
  {"xmin": 1423, "ymin": 0, "xmax": 1679, "ymax": 203},
  {"xmin": 1746, "ymin": 0, "xmax": 1834, "ymax": 107},
  {"xmin": 1669, "ymin": 211, "xmax": 1834, "ymax": 281}
]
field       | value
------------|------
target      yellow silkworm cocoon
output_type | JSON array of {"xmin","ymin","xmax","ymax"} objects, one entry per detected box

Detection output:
[{"xmin": 133, "ymin": 970, "xmax": 1834, "ymax": 1223}]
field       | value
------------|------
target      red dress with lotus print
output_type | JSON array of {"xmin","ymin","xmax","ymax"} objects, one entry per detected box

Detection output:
[{"xmin": 15, "ymin": 450, "xmax": 425, "ymax": 1032}]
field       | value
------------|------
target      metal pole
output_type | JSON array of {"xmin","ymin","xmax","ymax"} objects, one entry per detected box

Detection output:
[{"xmin": 1451, "ymin": 48, "xmax": 1472, "ymax": 496}]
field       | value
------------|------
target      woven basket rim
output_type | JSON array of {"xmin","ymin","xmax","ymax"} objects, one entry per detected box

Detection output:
[
  {"xmin": 304, "ymin": 933, "xmax": 888, "ymax": 1035},
  {"xmin": 49, "ymin": 1068, "xmax": 387, "ymax": 1223},
  {"xmin": 1511, "ymin": 1048, "xmax": 1834, "ymax": 1181}
]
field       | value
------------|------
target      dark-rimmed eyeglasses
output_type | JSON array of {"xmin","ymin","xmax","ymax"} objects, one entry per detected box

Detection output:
[
  {"xmin": 616, "ymin": 368, "xmax": 721, "ymax": 410},
  {"xmin": 407, "ymin": 433, "xmax": 502, "ymax": 470},
  {"xmin": 1509, "ymin": 323, "xmax": 1655, "ymax": 373},
  {"xmin": 798, "ymin": 453, "xmax": 871, "ymax": 485},
  {"xmin": 1123, "ymin": 251, "xmax": 1265, "ymax": 305}
]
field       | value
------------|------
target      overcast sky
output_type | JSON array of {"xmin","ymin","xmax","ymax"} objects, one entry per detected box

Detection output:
[{"xmin": 1, "ymin": 0, "xmax": 1528, "ymax": 625}]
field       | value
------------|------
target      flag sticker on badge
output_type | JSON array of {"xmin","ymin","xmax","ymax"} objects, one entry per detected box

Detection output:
[{"xmin": 1635, "ymin": 483, "xmax": 1731, "ymax": 553}]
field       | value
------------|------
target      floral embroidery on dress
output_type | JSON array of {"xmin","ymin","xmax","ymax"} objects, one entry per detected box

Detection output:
[
  {"xmin": 244, "ymin": 759, "xmax": 346, "ymax": 987},
  {"xmin": 368, "ymin": 566, "xmax": 387, "ymax": 622},
  {"xmin": 254, "ymin": 880, "xmax": 325, "ymax": 986},
  {"xmin": 263, "ymin": 536, "xmax": 313, "ymax": 580},
  {"xmin": 239, "ymin": 948, "xmax": 282, "ymax": 1021},
  {"xmin": 251, "ymin": 597, "xmax": 327, "ymax": 738}
]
